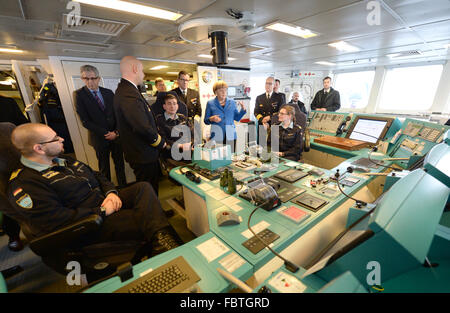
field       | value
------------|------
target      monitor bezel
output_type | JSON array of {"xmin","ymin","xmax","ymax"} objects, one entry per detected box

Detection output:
[{"xmin": 345, "ymin": 115, "xmax": 394, "ymax": 145}]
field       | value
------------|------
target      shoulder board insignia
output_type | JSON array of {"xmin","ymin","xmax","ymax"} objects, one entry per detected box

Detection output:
[
  {"xmin": 73, "ymin": 161, "xmax": 79, "ymax": 167},
  {"xmin": 9, "ymin": 169, "xmax": 22, "ymax": 181},
  {"xmin": 42, "ymin": 171, "xmax": 60, "ymax": 179},
  {"xmin": 16, "ymin": 194, "xmax": 33, "ymax": 209}
]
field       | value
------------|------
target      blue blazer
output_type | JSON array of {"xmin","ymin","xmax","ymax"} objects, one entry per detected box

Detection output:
[{"xmin": 204, "ymin": 97, "xmax": 246, "ymax": 141}]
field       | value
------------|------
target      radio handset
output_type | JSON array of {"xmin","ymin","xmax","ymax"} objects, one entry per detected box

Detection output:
[{"xmin": 336, "ymin": 116, "xmax": 351, "ymax": 136}]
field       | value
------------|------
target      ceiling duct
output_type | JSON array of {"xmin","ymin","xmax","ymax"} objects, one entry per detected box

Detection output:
[{"xmin": 62, "ymin": 14, "xmax": 129, "ymax": 37}]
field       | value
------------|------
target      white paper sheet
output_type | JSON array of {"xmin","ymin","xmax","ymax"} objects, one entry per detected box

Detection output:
[
  {"xmin": 222, "ymin": 196, "xmax": 241, "ymax": 207},
  {"xmin": 198, "ymin": 183, "xmax": 214, "ymax": 191},
  {"xmin": 230, "ymin": 203, "xmax": 244, "ymax": 212},
  {"xmin": 219, "ymin": 252, "xmax": 246, "ymax": 273},
  {"xmin": 210, "ymin": 188, "xmax": 229, "ymax": 200},
  {"xmin": 196, "ymin": 237, "xmax": 230, "ymax": 263}
]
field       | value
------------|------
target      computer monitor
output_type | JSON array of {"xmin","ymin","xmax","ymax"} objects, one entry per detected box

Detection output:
[{"xmin": 346, "ymin": 116, "xmax": 394, "ymax": 145}]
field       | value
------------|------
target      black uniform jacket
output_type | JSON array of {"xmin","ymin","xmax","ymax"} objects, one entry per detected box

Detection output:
[
  {"xmin": 114, "ymin": 79, "xmax": 165, "ymax": 164},
  {"xmin": 267, "ymin": 123, "xmax": 303, "ymax": 161},
  {"xmin": 75, "ymin": 86, "xmax": 116, "ymax": 149},
  {"xmin": 254, "ymin": 92, "xmax": 284, "ymax": 124},
  {"xmin": 7, "ymin": 157, "xmax": 117, "ymax": 240},
  {"xmin": 171, "ymin": 87, "xmax": 201, "ymax": 119},
  {"xmin": 310, "ymin": 87, "xmax": 341, "ymax": 112}
]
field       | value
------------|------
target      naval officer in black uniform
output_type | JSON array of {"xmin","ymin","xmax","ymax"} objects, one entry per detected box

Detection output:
[
  {"xmin": 114, "ymin": 56, "xmax": 166, "ymax": 195},
  {"xmin": 254, "ymin": 77, "xmax": 284, "ymax": 125}
]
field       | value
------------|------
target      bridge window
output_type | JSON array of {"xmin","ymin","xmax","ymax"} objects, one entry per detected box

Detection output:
[
  {"xmin": 334, "ymin": 70, "xmax": 375, "ymax": 109},
  {"xmin": 379, "ymin": 64, "xmax": 443, "ymax": 112}
]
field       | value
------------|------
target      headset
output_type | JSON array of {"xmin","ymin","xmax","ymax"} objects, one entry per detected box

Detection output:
[{"xmin": 180, "ymin": 167, "xmax": 201, "ymax": 184}]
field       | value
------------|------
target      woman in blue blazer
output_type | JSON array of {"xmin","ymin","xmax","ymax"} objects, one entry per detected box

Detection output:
[{"xmin": 204, "ymin": 81, "xmax": 246, "ymax": 146}]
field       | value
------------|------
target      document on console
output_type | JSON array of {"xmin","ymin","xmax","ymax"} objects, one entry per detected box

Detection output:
[{"xmin": 196, "ymin": 237, "xmax": 229, "ymax": 263}]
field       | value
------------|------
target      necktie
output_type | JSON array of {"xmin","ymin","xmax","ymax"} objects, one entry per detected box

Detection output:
[
  {"xmin": 93, "ymin": 91, "xmax": 105, "ymax": 111},
  {"xmin": 267, "ymin": 93, "xmax": 270, "ymax": 100}
]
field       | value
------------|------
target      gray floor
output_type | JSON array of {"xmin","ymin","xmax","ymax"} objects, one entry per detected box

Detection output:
[{"xmin": 0, "ymin": 176, "xmax": 195, "ymax": 293}]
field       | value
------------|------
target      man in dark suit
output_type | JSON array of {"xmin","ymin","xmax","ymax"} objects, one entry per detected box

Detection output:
[
  {"xmin": 171, "ymin": 71, "xmax": 201, "ymax": 120},
  {"xmin": 289, "ymin": 91, "xmax": 308, "ymax": 115},
  {"xmin": 114, "ymin": 56, "xmax": 166, "ymax": 195},
  {"xmin": 153, "ymin": 77, "xmax": 166, "ymax": 97},
  {"xmin": 311, "ymin": 76, "xmax": 341, "ymax": 112},
  {"xmin": 75, "ymin": 65, "xmax": 126, "ymax": 186},
  {"xmin": 254, "ymin": 77, "xmax": 284, "ymax": 125},
  {"xmin": 274, "ymin": 79, "xmax": 286, "ymax": 105}
]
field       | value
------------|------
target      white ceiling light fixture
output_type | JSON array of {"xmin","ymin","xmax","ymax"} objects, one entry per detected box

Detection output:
[
  {"xmin": 0, "ymin": 47, "xmax": 24, "ymax": 53},
  {"xmin": 328, "ymin": 41, "xmax": 360, "ymax": 52},
  {"xmin": 198, "ymin": 54, "xmax": 236, "ymax": 61},
  {"xmin": 315, "ymin": 61, "xmax": 336, "ymax": 66},
  {"xmin": 150, "ymin": 65, "xmax": 168, "ymax": 70},
  {"xmin": 166, "ymin": 72, "xmax": 179, "ymax": 75},
  {"xmin": 74, "ymin": 0, "xmax": 183, "ymax": 21},
  {"xmin": 265, "ymin": 21, "xmax": 318, "ymax": 39}
]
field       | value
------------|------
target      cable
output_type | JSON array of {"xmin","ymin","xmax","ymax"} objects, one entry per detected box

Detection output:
[
  {"xmin": 368, "ymin": 147, "xmax": 402, "ymax": 171},
  {"xmin": 247, "ymin": 203, "xmax": 299, "ymax": 273}
]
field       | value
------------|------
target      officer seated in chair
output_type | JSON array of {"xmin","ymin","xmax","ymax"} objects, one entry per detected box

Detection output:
[
  {"xmin": 264, "ymin": 105, "xmax": 303, "ymax": 161},
  {"xmin": 6, "ymin": 123, "xmax": 183, "ymax": 260},
  {"xmin": 156, "ymin": 94, "xmax": 194, "ymax": 168}
]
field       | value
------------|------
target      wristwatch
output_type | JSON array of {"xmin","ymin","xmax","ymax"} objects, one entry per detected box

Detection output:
[{"xmin": 100, "ymin": 206, "xmax": 107, "ymax": 219}]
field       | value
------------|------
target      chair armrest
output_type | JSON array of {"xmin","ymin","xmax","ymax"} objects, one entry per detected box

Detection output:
[{"xmin": 29, "ymin": 214, "xmax": 103, "ymax": 256}]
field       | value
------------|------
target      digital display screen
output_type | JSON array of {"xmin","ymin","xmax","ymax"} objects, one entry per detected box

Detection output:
[{"xmin": 349, "ymin": 119, "xmax": 388, "ymax": 143}]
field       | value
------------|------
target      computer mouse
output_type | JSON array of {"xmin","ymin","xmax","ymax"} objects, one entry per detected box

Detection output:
[{"xmin": 216, "ymin": 210, "xmax": 241, "ymax": 226}]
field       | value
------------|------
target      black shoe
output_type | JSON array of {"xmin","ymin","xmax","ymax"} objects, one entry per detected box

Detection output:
[
  {"xmin": 8, "ymin": 237, "xmax": 24, "ymax": 252},
  {"xmin": 151, "ymin": 227, "xmax": 182, "ymax": 257}
]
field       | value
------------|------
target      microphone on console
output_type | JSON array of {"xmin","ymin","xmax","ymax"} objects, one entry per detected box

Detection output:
[
  {"xmin": 334, "ymin": 167, "xmax": 367, "ymax": 208},
  {"xmin": 336, "ymin": 115, "xmax": 351, "ymax": 136}
]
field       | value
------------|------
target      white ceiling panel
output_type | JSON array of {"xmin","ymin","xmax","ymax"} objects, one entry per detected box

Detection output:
[
  {"xmin": 411, "ymin": 19, "xmax": 450, "ymax": 42},
  {"xmin": 383, "ymin": 0, "xmax": 450, "ymax": 26}
]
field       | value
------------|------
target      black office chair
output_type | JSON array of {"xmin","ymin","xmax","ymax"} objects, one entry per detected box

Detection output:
[
  {"xmin": 23, "ymin": 214, "xmax": 149, "ymax": 280},
  {"xmin": 151, "ymin": 91, "xmax": 188, "ymax": 117}
]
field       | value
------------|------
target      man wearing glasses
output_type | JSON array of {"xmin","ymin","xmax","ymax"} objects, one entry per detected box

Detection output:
[
  {"xmin": 254, "ymin": 76, "xmax": 284, "ymax": 126},
  {"xmin": 75, "ymin": 65, "xmax": 126, "ymax": 187},
  {"xmin": 6, "ymin": 123, "xmax": 182, "ymax": 257},
  {"xmin": 171, "ymin": 71, "xmax": 201, "ymax": 120}
]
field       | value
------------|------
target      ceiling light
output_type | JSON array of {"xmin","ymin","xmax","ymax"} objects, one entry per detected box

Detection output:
[
  {"xmin": 166, "ymin": 72, "xmax": 179, "ymax": 75},
  {"xmin": 0, "ymin": 47, "xmax": 24, "ymax": 53},
  {"xmin": 265, "ymin": 22, "xmax": 318, "ymax": 39},
  {"xmin": 74, "ymin": 0, "xmax": 183, "ymax": 21},
  {"xmin": 328, "ymin": 41, "xmax": 360, "ymax": 52},
  {"xmin": 315, "ymin": 61, "xmax": 336, "ymax": 66},
  {"xmin": 198, "ymin": 54, "xmax": 236, "ymax": 61},
  {"xmin": 150, "ymin": 65, "xmax": 168, "ymax": 70}
]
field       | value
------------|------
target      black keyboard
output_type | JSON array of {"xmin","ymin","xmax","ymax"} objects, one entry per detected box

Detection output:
[
  {"xmin": 115, "ymin": 256, "xmax": 200, "ymax": 293},
  {"xmin": 242, "ymin": 229, "xmax": 280, "ymax": 254}
]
